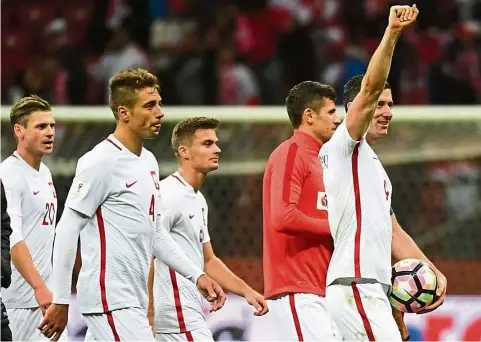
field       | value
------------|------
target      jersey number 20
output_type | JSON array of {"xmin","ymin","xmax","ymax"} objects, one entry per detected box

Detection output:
[{"xmin": 42, "ymin": 202, "xmax": 56, "ymax": 226}]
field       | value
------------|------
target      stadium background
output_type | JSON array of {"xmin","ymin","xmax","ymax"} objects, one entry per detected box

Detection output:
[{"xmin": 1, "ymin": 0, "xmax": 480, "ymax": 340}]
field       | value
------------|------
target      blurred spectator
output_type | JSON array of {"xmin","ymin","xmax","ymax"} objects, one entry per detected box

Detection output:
[
  {"xmin": 91, "ymin": 26, "xmax": 151, "ymax": 102},
  {"xmin": 1, "ymin": 0, "xmax": 480, "ymax": 105},
  {"xmin": 217, "ymin": 44, "xmax": 259, "ymax": 105}
]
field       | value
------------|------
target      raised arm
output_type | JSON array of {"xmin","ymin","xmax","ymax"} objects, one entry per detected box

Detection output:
[{"xmin": 346, "ymin": 5, "xmax": 419, "ymax": 140}]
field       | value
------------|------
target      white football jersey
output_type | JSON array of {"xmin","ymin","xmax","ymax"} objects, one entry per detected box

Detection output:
[
  {"xmin": 154, "ymin": 172, "xmax": 211, "ymax": 333},
  {"xmin": 0, "ymin": 152, "xmax": 57, "ymax": 308},
  {"xmin": 319, "ymin": 121, "xmax": 393, "ymax": 286},
  {"xmin": 65, "ymin": 135, "xmax": 161, "ymax": 314}
]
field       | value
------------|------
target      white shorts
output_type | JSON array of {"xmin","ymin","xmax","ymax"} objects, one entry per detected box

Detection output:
[
  {"xmin": 267, "ymin": 293, "xmax": 340, "ymax": 341},
  {"xmin": 155, "ymin": 327, "xmax": 213, "ymax": 342},
  {"xmin": 83, "ymin": 307, "xmax": 154, "ymax": 341},
  {"xmin": 326, "ymin": 282, "xmax": 402, "ymax": 341},
  {"xmin": 6, "ymin": 307, "xmax": 68, "ymax": 341}
]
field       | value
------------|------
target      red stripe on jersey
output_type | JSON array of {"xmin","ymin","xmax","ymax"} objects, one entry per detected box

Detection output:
[
  {"xmin": 106, "ymin": 312, "xmax": 121, "ymax": 341},
  {"xmin": 171, "ymin": 174, "xmax": 187, "ymax": 187},
  {"xmin": 288, "ymin": 294, "xmax": 304, "ymax": 341},
  {"xmin": 96, "ymin": 208, "xmax": 110, "ymax": 313},
  {"xmin": 185, "ymin": 332, "xmax": 194, "ymax": 341},
  {"xmin": 351, "ymin": 283, "xmax": 375, "ymax": 341},
  {"xmin": 169, "ymin": 268, "xmax": 190, "ymax": 335},
  {"xmin": 106, "ymin": 138, "xmax": 122, "ymax": 151},
  {"xmin": 352, "ymin": 143, "xmax": 362, "ymax": 278},
  {"xmin": 282, "ymin": 143, "xmax": 299, "ymax": 204}
]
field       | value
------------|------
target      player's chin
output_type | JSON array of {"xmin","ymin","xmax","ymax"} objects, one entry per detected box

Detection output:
[
  {"xmin": 40, "ymin": 144, "xmax": 54, "ymax": 154},
  {"xmin": 377, "ymin": 125, "xmax": 390, "ymax": 136}
]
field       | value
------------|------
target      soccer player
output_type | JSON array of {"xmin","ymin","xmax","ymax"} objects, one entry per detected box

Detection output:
[
  {"xmin": 148, "ymin": 117, "xmax": 268, "ymax": 341},
  {"xmin": 342, "ymin": 75, "xmax": 448, "ymax": 339},
  {"xmin": 0, "ymin": 96, "xmax": 67, "ymax": 341},
  {"xmin": 263, "ymin": 81, "xmax": 342, "ymax": 340},
  {"xmin": 318, "ymin": 5, "xmax": 420, "ymax": 340},
  {"xmin": 38, "ymin": 68, "xmax": 226, "ymax": 341}
]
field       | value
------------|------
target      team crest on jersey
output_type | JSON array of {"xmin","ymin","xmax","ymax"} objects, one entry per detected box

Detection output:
[
  {"xmin": 48, "ymin": 182, "xmax": 57, "ymax": 198},
  {"xmin": 317, "ymin": 192, "xmax": 328, "ymax": 211},
  {"xmin": 150, "ymin": 171, "xmax": 160, "ymax": 190}
]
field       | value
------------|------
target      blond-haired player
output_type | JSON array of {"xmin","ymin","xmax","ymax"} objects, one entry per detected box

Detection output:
[
  {"xmin": 148, "ymin": 117, "xmax": 268, "ymax": 341},
  {"xmin": 318, "ymin": 5, "xmax": 421, "ymax": 340},
  {"xmin": 39, "ymin": 68, "xmax": 226, "ymax": 341},
  {"xmin": 0, "ymin": 95, "xmax": 67, "ymax": 340}
]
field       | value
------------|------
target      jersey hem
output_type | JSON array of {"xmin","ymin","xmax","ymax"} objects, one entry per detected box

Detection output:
[
  {"xmin": 265, "ymin": 285, "xmax": 326, "ymax": 299},
  {"xmin": 155, "ymin": 321, "xmax": 207, "ymax": 334}
]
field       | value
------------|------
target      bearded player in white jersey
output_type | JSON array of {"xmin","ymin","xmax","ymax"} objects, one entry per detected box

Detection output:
[
  {"xmin": 147, "ymin": 117, "xmax": 268, "ymax": 342},
  {"xmin": 0, "ymin": 95, "xmax": 68, "ymax": 341},
  {"xmin": 318, "ymin": 5, "xmax": 421, "ymax": 340},
  {"xmin": 39, "ymin": 68, "xmax": 226, "ymax": 341}
]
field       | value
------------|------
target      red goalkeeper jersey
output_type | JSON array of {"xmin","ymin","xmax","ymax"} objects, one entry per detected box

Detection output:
[{"xmin": 263, "ymin": 130, "xmax": 333, "ymax": 299}]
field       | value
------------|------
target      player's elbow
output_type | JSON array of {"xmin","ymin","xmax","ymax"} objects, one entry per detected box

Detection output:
[{"xmin": 273, "ymin": 204, "xmax": 296, "ymax": 233}]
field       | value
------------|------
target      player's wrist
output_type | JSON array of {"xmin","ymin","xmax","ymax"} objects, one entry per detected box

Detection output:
[{"xmin": 385, "ymin": 26, "xmax": 402, "ymax": 38}]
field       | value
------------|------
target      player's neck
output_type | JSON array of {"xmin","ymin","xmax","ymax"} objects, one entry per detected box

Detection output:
[
  {"xmin": 16, "ymin": 146, "xmax": 42, "ymax": 171},
  {"xmin": 297, "ymin": 126, "xmax": 323, "ymax": 144},
  {"xmin": 366, "ymin": 133, "xmax": 378, "ymax": 147},
  {"xmin": 113, "ymin": 127, "xmax": 143, "ymax": 156},
  {"xmin": 178, "ymin": 167, "xmax": 205, "ymax": 192}
]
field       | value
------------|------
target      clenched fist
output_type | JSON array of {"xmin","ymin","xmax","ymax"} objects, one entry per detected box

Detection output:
[{"xmin": 389, "ymin": 4, "xmax": 419, "ymax": 31}]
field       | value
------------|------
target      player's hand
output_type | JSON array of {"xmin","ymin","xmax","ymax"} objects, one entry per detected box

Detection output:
[
  {"xmin": 388, "ymin": 4, "xmax": 419, "ymax": 31},
  {"xmin": 196, "ymin": 274, "xmax": 226, "ymax": 312},
  {"xmin": 243, "ymin": 290, "xmax": 269, "ymax": 316},
  {"xmin": 37, "ymin": 303, "xmax": 69, "ymax": 341},
  {"xmin": 34, "ymin": 285, "xmax": 53, "ymax": 315},
  {"xmin": 392, "ymin": 307, "xmax": 410, "ymax": 341},
  {"xmin": 419, "ymin": 269, "xmax": 447, "ymax": 314}
]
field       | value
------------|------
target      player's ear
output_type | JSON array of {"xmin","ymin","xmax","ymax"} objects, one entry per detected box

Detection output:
[
  {"xmin": 13, "ymin": 123, "xmax": 24, "ymax": 139},
  {"xmin": 117, "ymin": 106, "xmax": 130, "ymax": 122},
  {"xmin": 178, "ymin": 145, "xmax": 189, "ymax": 159},
  {"xmin": 304, "ymin": 108, "xmax": 314, "ymax": 125},
  {"xmin": 346, "ymin": 102, "xmax": 353, "ymax": 110}
]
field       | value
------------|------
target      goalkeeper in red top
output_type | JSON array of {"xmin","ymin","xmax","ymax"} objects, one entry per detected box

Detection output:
[{"xmin": 262, "ymin": 81, "xmax": 342, "ymax": 340}]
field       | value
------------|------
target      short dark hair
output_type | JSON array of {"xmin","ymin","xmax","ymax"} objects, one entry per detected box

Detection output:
[
  {"xmin": 171, "ymin": 117, "xmax": 220, "ymax": 157},
  {"xmin": 109, "ymin": 68, "xmax": 160, "ymax": 119},
  {"xmin": 285, "ymin": 81, "xmax": 337, "ymax": 129},
  {"xmin": 343, "ymin": 75, "xmax": 391, "ymax": 111},
  {"xmin": 10, "ymin": 95, "xmax": 51, "ymax": 127}
]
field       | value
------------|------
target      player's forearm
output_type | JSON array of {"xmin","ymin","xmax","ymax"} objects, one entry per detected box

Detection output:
[
  {"xmin": 391, "ymin": 218, "xmax": 433, "ymax": 267},
  {"xmin": 204, "ymin": 257, "xmax": 251, "ymax": 297},
  {"xmin": 347, "ymin": 28, "xmax": 401, "ymax": 139},
  {"xmin": 147, "ymin": 257, "xmax": 155, "ymax": 318},
  {"xmin": 153, "ymin": 223, "xmax": 204, "ymax": 284},
  {"xmin": 11, "ymin": 241, "xmax": 48, "ymax": 291},
  {"xmin": 275, "ymin": 205, "xmax": 330, "ymax": 237},
  {"xmin": 52, "ymin": 207, "xmax": 88, "ymax": 304}
]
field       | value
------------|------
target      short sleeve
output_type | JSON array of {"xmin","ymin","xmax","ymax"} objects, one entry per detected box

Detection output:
[
  {"xmin": 326, "ymin": 120, "xmax": 361, "ymax": 158},
  {"xmin": 65, "ymin": 155, "xmax": 111, "ymax": 217},
  {"xmin": 200, "ymin": 195, "xmax": 211, "ymax": 244},
  {"xmin": 156, "ymin": 192, "xmax": 178, "ymax": 233},
  {"xmin": 1, "ymin": 173, "xmax": 24, "ymax": 219}
]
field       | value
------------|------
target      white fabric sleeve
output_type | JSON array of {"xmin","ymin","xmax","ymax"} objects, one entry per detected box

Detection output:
[
  {"xmin": 200, "ymin": 194, "xmax": 211, "ymax": 244},
  {"xmin": 51, "ymin": 207, "xmax": 89, "ymax": 304},
  {"xmin": 9, "ymin": 215, "xmax": 22, "ymax": 248},
  {"xmin": 327, "ymin": 120, "xmax": 361, "ymax": 158},
  {"xmin": 153, "ymin": 213, "xmax": 205, "ymax": 284},
  {"xmin": 65, "ymin": 156, "xmax": 111, "ymax": 218},
  {"xmin": 3, "ymin": 178, "xmax": 25, "ymax": 246}
]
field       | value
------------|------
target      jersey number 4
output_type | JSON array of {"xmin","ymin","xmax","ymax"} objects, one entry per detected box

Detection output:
[
  {"xmin": 42, "ymin": 202, "xmax": 56, "ymax": 226},
  {"xmin": 149, "ymin": 194, "xmax": 155, "ymax": 221}
]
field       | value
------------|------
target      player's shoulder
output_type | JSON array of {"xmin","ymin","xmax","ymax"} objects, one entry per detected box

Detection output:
[
  {"xmin": 268, "ymin": 135, "xmax": 305, "ymax": 165},
  {"xmin": 141, "ymin": 148, "xmax": 158, "ymax": 167},
  {"xmin": 0, "ymin": 156, "xmax": 25, "ymax": 186},
  {"xmin": 77, "ymin": 140, "xmax": 118, "ymax": 170}
]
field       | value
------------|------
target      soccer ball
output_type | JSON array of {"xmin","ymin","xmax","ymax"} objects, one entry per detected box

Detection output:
[{"xmin": 389, "ymin": 258, "xmax": 437, "ymax": 313}]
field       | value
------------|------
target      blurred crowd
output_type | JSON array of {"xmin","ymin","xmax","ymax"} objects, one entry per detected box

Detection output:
[{"xmin": 2, "ymin": 0, "xmax": 481, "ymax": 106}]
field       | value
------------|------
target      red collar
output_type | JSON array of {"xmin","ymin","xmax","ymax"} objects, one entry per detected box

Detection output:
[{"xmin": 293, "ymin": 130, "xmax": 322, "ymax": 151}]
